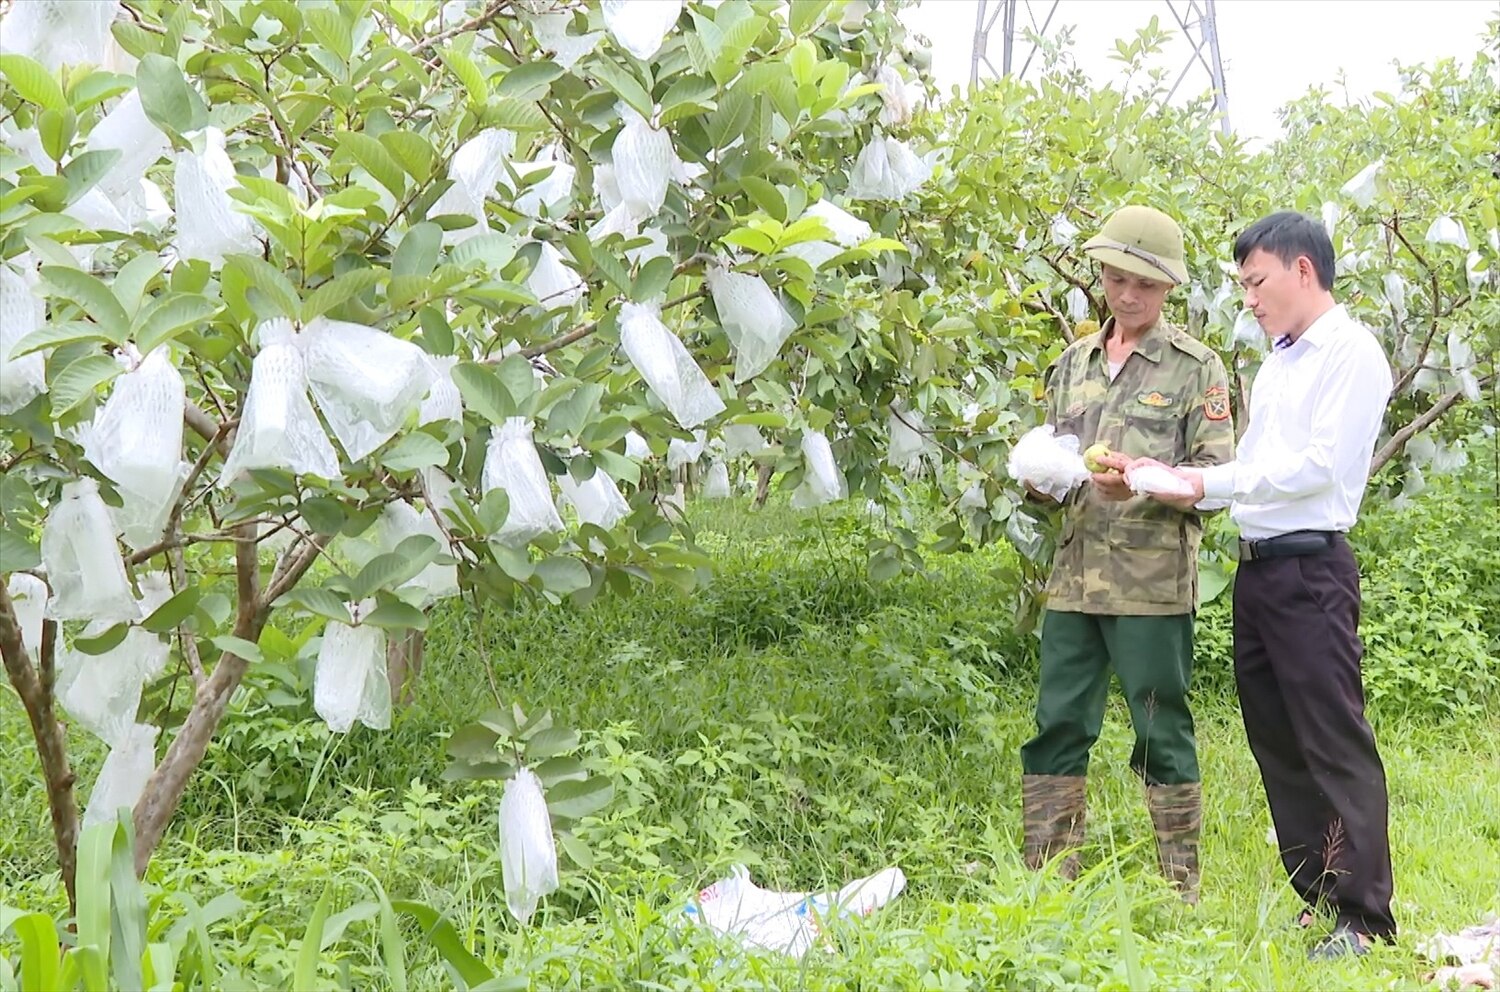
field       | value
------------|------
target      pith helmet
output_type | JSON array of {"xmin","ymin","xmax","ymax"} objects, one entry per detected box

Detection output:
[{"xmin": 1082, "ymin": 205, "xmax": 1188, "ymax": 285}]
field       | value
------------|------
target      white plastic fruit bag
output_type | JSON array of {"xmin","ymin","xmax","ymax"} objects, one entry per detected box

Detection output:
[
  {"xmin": 1005, "ymin": 425, "xmax": 1091, "ymax": 502},
  {"xmin": 806, "ymin": 199, "xmax": 872, "ymax": 247},
  {"xmin": 680, "ymin": 864, "xmax": 906, "ymax": 958},
  {"xmin": 624, "ymin": 430, "xmax": 652, "ymax": 460},
  {"xmin": 219, "ymin": 319, "xmax": 342, "ymax": 485},
  {"xmin": 527, "ymin": 10, "xmax": 603, "ymax": 69},
  {"xmin": 87, "ymin": 89, "xmax": 171, "ymax": 204},
  {"xmin": 313, "ymin": 603, "xmax": 391, "ymax": 733},
  {"xmin": 431, "ymin": 128, "xmax": 516, "ymax": 241},
  {"xmin": 612, "ymin": 107, "xmax": 675, "ymax": 218},
  {"xmin": 82, "ymin": 723, "xmax": 159, "ymax": 832},
  {"xmin": 173, "ymin": 127, "xmax": 259, "ymax": 266},
  {"xmin": 706, "ymin": 266, "xmax": 798, "ymax": 383},
  {"xmin": 482, "ymin": 417, "xmax": 564, "ymax": 547},
  {"xmin": 527, "ymin": 242, "xmax": 586, "ymax": 310},
  {"xmin": 1425, "ymin": 216, "xmax": 1470, "ymax": 250},
  {"xmin": 887, "ymin": 407, "xmax": 936, "ymax": 472},
  {"xmin": 702, "ymin": 459, "xmax": 731, "ymax": 499},
  {"xmin": 0, "ymin": 0, "xmax": 117, "ymax": 71},
  {"xmin": 875, "ymin": 64, "xmax": 912, "ymax": 127},
  {"xmin": 1232, "ymin": 309, "xmax": 1265, "ymax": 348},
  {"xmin": 82, "ymin": 347, "xmax": 188, "ymax": 550},
  {"xmin": 849, "ymin": 135, "xmax": 931, "ymax": 201},
  {"xmin": 514, "ymin": 145, "xmax": 576, "ymax": 217},
  {"xmin": 299, "ymin": 317, "xmax": 436, "ymax": 462},
  {"xmin": 1449, "ymin": 329, "xmax": 1482, "ymax": 402},
  {"xmin": 56, "ymin": 572, "xmax": 173, "ymax": 747},
  {"xmin": 667, "ymin": 429, "xmax": 707, "ymax": 471},
  {"xmin": 722, "ymin": 424, "xmax": 766, "ymax": 458},
  {"xmin": 418, "ymin": 353, "xmax": 464, "ymax": 427},
  {"xmin": 41, "ymin": 479, "xmax": 139, "ymax": 624},
  {"xmin": 6, "ymin": 573, "xmax": 48, "ymax": 661},
  {"xmin": 1125, "ymin": 464, "xmax": 1196, "ymax": 498},
  {"xmin": 0, "ymin": 257, "xmax": 48, "ymax": 414},
  {"xmin": 1340, "ymin": 159, "xmax": 1382, "ymax": 208},
  {"xmin": 1050, "ymin": 214, "xmax": 1081, "ymax": 247},
  {"xmin": 790, "ymin": 431, "xmax": 847, "ymax": 508},
  {"xmin": 498, "ymin": 767, "xmax": 560, "ymax": 925},
  {"xmin": 558, "ymin": 463, "xmax": 631, "ymax": 529},
  {"xmin": 618, "ymin": 302, "xmax": 725, "ymax": 428},
  {"xmin": 600, "ymin": 0, "xmax": 682, "ymax": 61},
  {"xmin": 343, "ymin": 501, "xmax": 458, "ymax": 606}
]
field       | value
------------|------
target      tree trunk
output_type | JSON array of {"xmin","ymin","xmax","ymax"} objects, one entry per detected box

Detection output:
[
  {"xmin": 753, "ymin": 462, "xmax": 773, "ymax": 508},
  {"xmin": 387, "ymin": 629, "xmax": 425, "ymax": 706}
]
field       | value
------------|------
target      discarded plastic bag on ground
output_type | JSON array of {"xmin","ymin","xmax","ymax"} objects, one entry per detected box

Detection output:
[
  {"xmin": 314, "ymin": 603, "xmax": 391, "ymax": 733},
  {"xmin": 1340, "ymin": 159, "xmax": 1382, "ymax": 208},
  {"xmin": 619, "ymin": 302, "xmax": 725, "ymax": 428},
  {"xmin": 300, "ymin": 317, "xmax": 436, "ymax": 462},
  {"xmin": 483, "ymin": 418, "xmax": 564, "ymax": 547},
  {"xmin": 790, "ymin": 431, "xmax": 847, "ymax": 508},
  {"xmin": 680, "ymin": 864, "xmax": 906, "ymax": 958},
  {"xmin": 220, "ymin": 320, "xmax": 341, "ymax": 485},
  {"xmin": 1425, "ymin": 216, "xmax": 1470, "ymax": 250},
  {"xmin": 527, "ymin": 241, "xmax": 586, "ymax": 310},
  {"xmin": 1005, "ymin": 425, "xmax": 1091, "ymax": 503},
  {"xmin": 558, "ymin": 462, "xmax": 631, "ymax": 529},
  {"xmin": 419, "ymin": 354, "xmax": 463, "ymax": 427},
  {"xmin": 667, "ymin": 430, "xmax": 707, "ymax": 471},
  {"xmin": 601, "ymin": 0, "xmax": 681, "ymax": 61},
  {"xmin": 174, "ymin": 127, "xmax": 259, "ymax": 266},
  {"xmin": 499, "ymin": 767, "xmax": 559, "ymax": 925},
  {"xmin": 82, "ymin": 723, "xmax": 158, "ymax": 832},
  {"xmin": 702, "ymin": 460, "xmax": 732, "ymax": 498},
  {"xmin": 722, "ymin": 424, "xmax": 766, "ymax": 459},
  {"xmin": 0, "ymin": 0, "xmax": 117, "ymax": 71},
  {"xmin": 612, "ymin": 108, "xmax": 675, "ymax": 218},
  {"xmin": 1126, "ymin": 463, "xmax": 1196, "ymax": 497},
  {"xmin": 1420, "ymin": 917, "xmax": 1499, "ymax": 990},
  {"xmin": 887, "ymin": 407, "xmax": 936, "ymax": 473},
  {"xmin": 42, "ymin": 479, "xmax": 139, "ymax": 624},
  {"xmin": 6, "ymin": 574, "xmax": 47, "ymax": 661},
  {"xmin": 848, "ymin": 135, "xmax": 930, "ymax": 200},
  {"xmin": 0, "ymin": 258, "xmax": 48, "ymax": 414},
  {"xmin": 706, "ymin": 266, "xmax": 797, "ymax": 383},
  {"xmin": 82, "ymin": 347, "xmax": 188, "ymax": 549}
]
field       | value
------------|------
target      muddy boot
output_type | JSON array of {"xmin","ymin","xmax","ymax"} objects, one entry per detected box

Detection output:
[
  {"xmin": 1022, "ymin": 774, "xmax": 1087, "ymax": 881},
  {"xmin": 1146, "ymin": 782, "xmax": 1201, "ymax": 905}
]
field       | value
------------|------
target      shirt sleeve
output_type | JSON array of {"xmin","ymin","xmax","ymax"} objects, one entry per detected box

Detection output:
[{"xmin": 1199, "ymin": 337, "xmax": 1391, "ymax": 503}]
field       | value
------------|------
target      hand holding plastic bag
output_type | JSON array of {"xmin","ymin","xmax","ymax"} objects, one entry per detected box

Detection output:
[
  {"xmin": 1125, "ymin": 463, "xmax": 1196, "ymax": 498},
  {"xmin": 1004, "ymin": 425, "xmax": 1091, "ymax": 502},
  {"xmin": 618, "ymin": 302, "xmax": 725, "ymax": 429},
  {"xmin": 42, "ymin": 479, "xmax": 139, "ymax": 624},
  {"xmin": 498, "ymin": 767, "xmax": 559, "ymax": 925}
]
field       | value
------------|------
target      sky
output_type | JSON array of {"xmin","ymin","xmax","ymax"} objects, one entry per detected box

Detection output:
[{"xmin": 899, "ymin": 0, "xmax": 1498, "ymax": 148}]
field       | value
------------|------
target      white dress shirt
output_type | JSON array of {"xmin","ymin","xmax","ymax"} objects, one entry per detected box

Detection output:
[{"xmin": 1198, "ymin": 304, "xmax": 1393, "ymax": 540}]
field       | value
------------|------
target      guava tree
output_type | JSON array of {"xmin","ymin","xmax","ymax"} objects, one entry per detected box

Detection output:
[{"xmin": 0, "ymin": 0, "xmax": 948, "ymax": 909}]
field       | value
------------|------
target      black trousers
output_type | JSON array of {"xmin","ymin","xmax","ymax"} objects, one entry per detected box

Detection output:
[{"xmin": 1233, "ymin": 535, "xmax": 1396, "ymax": 939}]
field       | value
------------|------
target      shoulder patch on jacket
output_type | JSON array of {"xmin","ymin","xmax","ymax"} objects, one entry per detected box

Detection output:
[
  {"xmin": 1203, "ymin": 384, "xmax": 1231, "ymax": 421},
  {"xmin": 1166, "ymin": 329, "xmax": 1217, "ymax": 364}
]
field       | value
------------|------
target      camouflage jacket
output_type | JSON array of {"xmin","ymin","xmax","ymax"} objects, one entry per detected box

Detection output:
[{"xmin": 1043, "ymin": 318, "xmax": 1234, "ymax": 615}]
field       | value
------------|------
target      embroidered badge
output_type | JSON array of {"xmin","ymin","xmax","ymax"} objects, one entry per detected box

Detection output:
[
  {"xmin": 1137, "ymin": 391, "xmax": 1173, "ymax": 408},
  {"xmin": 1203, "ymin": 385, "xmax": 1230, "ymax": 421}
]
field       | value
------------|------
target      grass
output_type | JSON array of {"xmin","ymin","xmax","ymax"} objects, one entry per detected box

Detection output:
[{"xmin": 2, "ymin": 495, "xmax": 1498, "ymax": 989}]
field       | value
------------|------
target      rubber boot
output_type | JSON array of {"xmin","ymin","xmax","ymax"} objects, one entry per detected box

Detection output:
[
  {"xmin": 1022, "ymin": 774, "xmax": 1087, "ymax": 881},
  {"xmin": 1146, "ymin": 782, "xmax": 1202, "ymax": 905}
]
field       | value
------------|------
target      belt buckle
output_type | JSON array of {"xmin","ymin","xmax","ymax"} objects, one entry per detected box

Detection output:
[{"xmin": 1238, "ymin": 539, "xmax": 1258, "ymax": 562}]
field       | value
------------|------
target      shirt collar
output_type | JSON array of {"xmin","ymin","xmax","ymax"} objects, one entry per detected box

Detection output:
[
  {"xmin": 1276, "ymin": 304, "xmax": 1346, "ymax": 351},
  {"xmin": 1091, "ymin": 317, "xmax": 1168, "ymax": 364}
]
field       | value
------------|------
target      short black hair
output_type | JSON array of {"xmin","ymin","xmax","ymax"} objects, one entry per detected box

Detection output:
[{"xmin": 1233, "ymin": 211, "xmax": 1335, "ymax": 290}]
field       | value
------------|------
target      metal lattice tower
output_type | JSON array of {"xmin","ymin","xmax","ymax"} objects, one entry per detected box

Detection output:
[{"xmin": 970, "ymin": 0, "xmax": 1231, "ymax": 134}]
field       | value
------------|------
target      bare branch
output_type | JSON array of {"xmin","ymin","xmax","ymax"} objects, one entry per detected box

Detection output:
[
  {"xmin": 262, "ymin": 532, "xmax": 333, "ymax": 611},
  {"xmin": 168, "ymin": 545, "xmax": 206, "ymax": 690},
  {"xmin": 1385, "ymin": 217, "xmax": 1446, "ymax": 396},
  {"xmin": 1370, "ymin": 373, "xmax": 1497, "ymax": 474}
]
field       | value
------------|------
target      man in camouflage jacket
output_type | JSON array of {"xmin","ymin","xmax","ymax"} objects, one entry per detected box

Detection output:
[{"xmin": 1018, "ymin": 206, "xmax": 1235, "ymax": 903}]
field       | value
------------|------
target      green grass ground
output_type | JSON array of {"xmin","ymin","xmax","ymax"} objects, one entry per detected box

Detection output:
[{"xmin": 3, "ymin": 498, "xmax": 1497, "ymax": 989}]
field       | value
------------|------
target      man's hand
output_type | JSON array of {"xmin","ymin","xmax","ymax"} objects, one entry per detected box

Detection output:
[
  {"xmin": 1090, "ymin": 470, "xmax": 1134, "ymax": 501},
  {"xmin": 1122, "ymin": 457, "xmax": 1205, "ymax": 510}
]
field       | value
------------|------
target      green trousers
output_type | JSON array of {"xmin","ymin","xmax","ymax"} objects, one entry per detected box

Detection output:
[{"xmin": 1020, "ymin": 610, "xmax": 1199, "ymax": 785}]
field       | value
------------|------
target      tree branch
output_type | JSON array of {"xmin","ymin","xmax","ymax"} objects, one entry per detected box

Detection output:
[
  {"xmin": 0, "ymin": 587, "xmax": 80, "ymax": 914},
  {"xmin": 517, "ymin": 285, "xmax": 710, "ymax": 359},
  {"xmin": 1385, "ymin": 217, "xmax": 1445, "ymax": 396},
  {"xmin": 1370, "ymin": 373, "xmax": 1497, "ymax": 475},
  {"xmin": 263, "ymin": 532, "xmax": 333, "ymax": 611}
]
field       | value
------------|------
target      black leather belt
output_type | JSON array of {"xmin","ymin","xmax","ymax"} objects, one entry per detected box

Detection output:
[{"xmin": 1238, "ymin": 530, "xmax": 1338, "ymax": 561}]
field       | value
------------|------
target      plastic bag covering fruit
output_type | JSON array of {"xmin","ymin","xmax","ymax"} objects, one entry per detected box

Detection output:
[
  {"xmin": 667, "ymin": 429, "xmax": 707, "ymax": 471},
  {"xmin": 343, "ymin": 501, "xmax": 458, "ymax": 607},
  {"xmin": 86, "ymin": 89, "xmax": 171, "ymax": 204},
  {"xmin": 513, "ymin": 145, "xmax": 576, "ymax": 217},
  {"xmin": 875, "ymin": 64, "xmax": 911, "ymax": 126},
  {"xmin": 600, "ymin": 0, "xmax": 681, "ymax": 60},
  {"xmin": 57, "ymin": 573, "xmax": 174, "ymax": 749},
  {"xmin": 558, "ymin": 463, "xmax": 630, "ymax": 529},
  {"xmin": 498, "ymin": 767, "xmax": 559, "ymax": 925},
  {"xmin": 1340, "ymin": 159, "xmax": 1382, "ymax": 208},
  {"xmin": 527, "ymin": 10, "xmax": 603, "ymax": 69},
  {"xmin": 722, "ymin": 424, "xmax": 766, "ymax": 458},
  {"xmin": 82, "ymin": 347, "xmax": 188, "ymax": 550},
  {"xmin": 483, "ymin": 417, "xmax": 564, "ymax": 547},
  {"xmin": 6, "ymin": 574, "xmax": 47, "ymax": 662},
  {"xmin": 1005, "ymin": 424, "xmax": 1092, "ymax": 502},
  {"xmin": 219, "ymin": 320, "xmax": 341, "ymax": 485},
  {"xmin": 173, "ymin": 127, "xmax": 259, "ymax": 266},
  {"xmin": 702, "ymin": 460, "xmax": 731, "ymax": 499},
  {"xmin": 1425, "ymin": 216, "xmax": 1469, "ymax": 250},
  {"xmin": 618, "ymin": 302, "xmax": 725, "ymax": 428},
  {"xmin": 81, "ymin": 723, "xmax": 159, "ymax": 832},
  {"xmin": 0, "ymin": 0, "xmax": 116, "ymax": 71},
  {"xmin": 41, "ymin": 479, "xmax": 139, "ymax": 624},
  {"xmin": 790, "ymin": 431, "xmax": 847, "ymax": 508},
  {"xmin": 0, "ymin": 257, "xmax": 48, "ymax": 414},
  {"xmin": 1067, "ymin": 286, "xmax": 1089, "ymax": 323},
  {"xmin": 624, "ymin": 430, "xmax": 651, "ymax": 459},
  {"xmin": 612, "ymin": 108, "xmax": 675, "ymax": 218},
  {"xmin": 300, "ymin": 317, "xmax": 436, "ymax": 462},
  {"xmin": 430, "ymin": 128, "xmax": 516, "ymax": 242},
  {"xmin": 418, "ymin": 353, "xmax": 463, "ymax": 426},
  {"xmin": 1125, "ymin": 463, "xmax": 1196, "ymax": 497},
  {"xmin": 527, "ymin": 241, "xmax": 585, "ymax": 310},
  {"xmin": 887, "ymin": 407, "xmax": 936, "ymax": 472},
  {"xmin": 1050, "ymin": 214, "xmax": 1081, "ymax": 247},
  {"xmin": 805, "ymin": 200, "xmax": 872, "ymax": 247},
  {"xmin": 706, "ymin": 266, "xmax": 798, "ymax": 383},
  {"xmin": 1232, "ymin": 309, "xmax": 1265, "ymax": 348},
  {"xmin": 314, "ymin": 603, "xmax": 391, "ymax": 733},
  {"xmin": 848, "ymin": 135, "xmax": 931, "ymax": 201}
]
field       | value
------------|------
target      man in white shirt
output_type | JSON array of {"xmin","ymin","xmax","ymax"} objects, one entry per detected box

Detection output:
[{"xmin": 1115, "ymin": 212, "xmax": 1396, "ymax": 959}]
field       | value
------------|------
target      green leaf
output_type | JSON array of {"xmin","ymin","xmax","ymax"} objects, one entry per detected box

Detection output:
[
  {"xmin": 37, "ymin": 108, "xmax": 78, "ymax": 164},
  {"xmin": 140, "ymin": 587, "xmax": 201, "ymax": 634},
  {"xmin": 73, "ymin": 622, "xmax": 130, "ymax": 656},
  {"xmin": 479, "ymin": 97, "xmax": 547, "ymax": 132},
  {"xmin": 439, "ymin": 756, "xmax": 513, "ymax": 782},
  {"xmin": 452, "ymin": 362, "xmax": 515, "ymax": 425},
  {"xmin": 523, "ymin": 725, "xmax": 580, "ymax": 759},
  {"xmin": 789, "ymin": 0, "xmax": 832, "ymax": 35},
  {"xmin": 134, "ymin": 295, "xmax": 218, "ymax": 355},
  {"xmin": 299, "ymin": 496, "xmax": 347, "ymax": 536},
  {"xmin": 8, "ymin": 320, "xmax": 114, "ymax": 359},
  {"xmin": 305, "ymin": 7, "xmax": 353, "ymax": 62},
  {"xmin": 393, "ymin": 222, "xmax": 442, "ymax": 279},
  {"xmin": 211, "ymin": 635, "xmax": 265, "ymax": 664},
  {"xmin": 135, "ymin": 53, "xmax": 208, "ymax": 138},
  {"xmin": 533, "ymin": 557, "xmax": 590, "ymax": 596},
  {"xmin": 224, "ymin": 255, "xmax": 301, "ymax": 319},
  {"xmin": 496, "ymin": 60, "xmax": 563, "ymax": 100},
  {"xmin": 740, "ymin": 176, "xmax": 786, "ymax": 223},
  {"xmin": 379, "ymin": 131, "xmax": 435, "ymax": 182},
  {"xmin": 381, "ymin": 432, "xmax": 449, "ymax": 473},
  {"xmin": 112, "ymin": 255, "xmax": 167, "ymax": 319},
  {"xmin": 0, "ymin": 54, "xmax": 65, "ymax": 111},
  {"xmin": 41, "ymin": 266, "xmax": 129, "ymax": 335},
  {"xmin": 590, "ymin": 60, "xmax": 653, "ymax": 120},
  {"xmin": 276, "ymin": 587, "xmax": 351, "ymax": 624},
  {"xmin": 707, "ymin": 87, "xmax": 753, "ymax": 149},
  {"xmin": 446, "ymin": 724, "xmax": 501, "ymax": 760},
  {"xmin": 350, "ymin": 541, "xmax": 438, "ymax": 600},
  {"xmin": 50, "ymin": 354, "xmax": 123, "ymax": 416},
  {"xmin": 0, "ymin": 528, "xmax": 41, "ymax": 572},
  {"xmin": 61, "ymin": 148, "xmax": 120, "ymax": 203},
  {"xmin": 439, "ymin": 48, "xmax": 488, "ymax": 106},
  {"xmin": 419, "ymin": 305, "xmax": 454, "ymax": 356},
  {"xmin": 301, "ymin": 268, "xmax": 383, "ymax": 321},
  {"xmin": 591, "ymin": 249, "xmax": 631, "ymax": 295},
  {"xmin": 630, "ymin": 255, "xmax": 676, "ymax": 302},
  {"xmin": 294, "ymin": 887, "xmax": 334, "ymax": 992},
  {"xmin": 363, "ymin": 599, "xmax": 427, "ymax": 631},
  {"xmin": 336, "ymin": 131, "xmax": 407, "ymax": 198},
  {"xmin": 12, "ymin": 912, "xmax": 62, "ymax": 992},
  {"xmin": 545, "ymin": 777, "xmax": 614, "ymax": 820},
  {"xmin": 391, "ymin": 901, "xmax": 493, "ymax": 987},
  {"xmin": 556, "ymin": 830, "xmax": 594, "ymax": 870},
  {"xmin": 534, "ymin": 755, "xmax": 587, "ymax": 786}
]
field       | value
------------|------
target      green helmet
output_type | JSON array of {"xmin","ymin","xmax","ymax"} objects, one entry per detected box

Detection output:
[{"xmin": 1082, "ymin": 205, "xmax": 1188, "ymax": 285}]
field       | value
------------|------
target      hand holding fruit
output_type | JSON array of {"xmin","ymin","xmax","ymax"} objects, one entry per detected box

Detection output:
[{"xmin": 1084, "ymin": 444, "xmax": 1134, "ymax": 501}]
